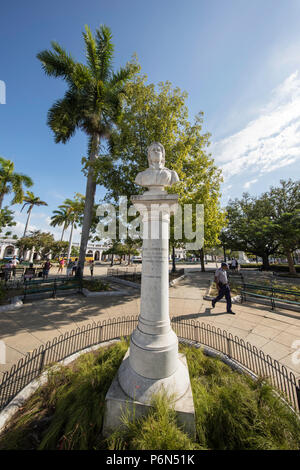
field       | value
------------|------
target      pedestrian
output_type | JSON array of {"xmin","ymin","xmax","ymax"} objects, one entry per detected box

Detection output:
[
  {"xmin": 211, "ymin": 262, "xmax": 235, "ymax": 314},
  {"xmin": 42, "ymin": 259, "xmax": 51, "ymax": 280},
  {"xmin": 231, "ymin": 257, "xmax": 237, "ymax": 272},
  {"xmin": 11, "ymin": 255, "xmax": 19, "ymax": 278},
  {"xmin": 66, "ymin": 259, "xmax": 73, "ymax": 277},
  {"xmin": 58, "ymin": 258, "xmax": 65, "ymax": 274},
  {"xmin": 89, "ymin": 260, "xmax": 94, "ymax": 277},
  {"xmin": 24, "ymin": 263, "xmax": 35, "ymax": 281},
  {"xmin": 4, "ymin": 260, "xmax": 13, "ymax": 282},
  {"xmin": 72, "ymin": 258, "xmax": 78, "ymax": 276}
]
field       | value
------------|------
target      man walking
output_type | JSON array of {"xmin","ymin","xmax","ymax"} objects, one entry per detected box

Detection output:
[{"xmin": 212, "ymin": 262, "xmax": 235, "ymax": 314}]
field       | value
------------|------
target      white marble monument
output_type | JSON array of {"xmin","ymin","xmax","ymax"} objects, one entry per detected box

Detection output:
[{"xmin": 103, "ymin": 142, "xmax": 195, "ymax": 436}]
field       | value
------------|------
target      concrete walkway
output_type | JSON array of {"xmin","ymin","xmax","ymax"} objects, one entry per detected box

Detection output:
[{"xmin": 0, "ymin": 268, "xmax": 299, "ymax": 381}]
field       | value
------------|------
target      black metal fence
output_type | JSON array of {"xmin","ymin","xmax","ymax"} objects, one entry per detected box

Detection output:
[
  {"xmin": 107, "ymin": 267, "xmax": 185, "ymax": 283},
  {"xmin": 107, "ymin": 268, "xmax": 141, "ymax": 283},
  {"xmin": 0, "ymin": 316, "xmax": 299, "ymax": 414}
]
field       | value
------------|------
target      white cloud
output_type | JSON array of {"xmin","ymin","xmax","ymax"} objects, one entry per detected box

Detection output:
[
  {"xmin": 243, "ymin": 178, "xmax": 258, "ymax": 189},
  {"xmin": 8, "ymin": 209, "xmax": 81, "ymax": 243},
  {"xmin": 212, "ymin": 71, "xmax": 300, "ymax": 182}
]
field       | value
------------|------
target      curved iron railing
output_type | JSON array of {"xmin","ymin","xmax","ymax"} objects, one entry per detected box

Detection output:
[{"xmin": 0, "ymin": 315, "xmax": 299, "ymax": 413}]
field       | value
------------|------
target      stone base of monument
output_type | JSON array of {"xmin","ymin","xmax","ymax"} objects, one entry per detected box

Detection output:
[{"xmin": 102, "ymin": 352, "xmax": 196, "ymax": 439}]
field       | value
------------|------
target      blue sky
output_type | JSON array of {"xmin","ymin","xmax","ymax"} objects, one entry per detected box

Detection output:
[{"xmin": 1, "ymin": 0, "xmax": 300, "ymax": 242}]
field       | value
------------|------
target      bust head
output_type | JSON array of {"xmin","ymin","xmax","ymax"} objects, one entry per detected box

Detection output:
[{"xmin": 147, "ymin": 142, "xmax": 165, "ymax": 169}]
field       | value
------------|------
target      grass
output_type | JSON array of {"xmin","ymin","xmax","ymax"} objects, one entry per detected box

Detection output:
[
  {"xmin": 82, "ymin": 279, "xmax": 111, "ymax": 292},
  {"xmin": 0, "ymin": 341, "xmax": 299, "ymax": 450}
]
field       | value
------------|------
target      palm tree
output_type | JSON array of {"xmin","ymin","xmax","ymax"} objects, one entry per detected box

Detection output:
[
  {"xmin": 21, "ymin": 191, "xmax": 48, "ymax": 237},
  {"xmin": 0, "ymin": 157, "xmax": 33, "ymax": 209},
  {"xmin": 37, "ymin": 25, "xmax": 135, "ymax": 277},
  {"xmin": 50, "ymin": 207, "xmax": 70, "ymax": 241},
  {"xmin": 59, "ymin": 195, "xmax": 85, "ymax": 263}
]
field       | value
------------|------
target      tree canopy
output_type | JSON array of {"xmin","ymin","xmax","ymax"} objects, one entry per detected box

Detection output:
[
  {"xmin": 223, "ymin": 179, "xmax": 300, "ymax": 272},
  {"xmin": 93, "ymin": 73, "xmax": 225, "ymax": 261}
]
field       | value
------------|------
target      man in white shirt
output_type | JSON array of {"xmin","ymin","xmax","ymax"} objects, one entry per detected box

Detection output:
[
  {"xmin": 11, "ymin": 256, "xmax": 19, "ymax": 278},
  {"xmin": 211, "ymin": 262, "xmax": 235, "ymax": 314}
]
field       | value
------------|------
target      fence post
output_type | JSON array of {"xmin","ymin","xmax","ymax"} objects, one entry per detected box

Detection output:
[
  {"xmin": 99, "ymin": 325, "xmax": 103, "ymax": 344},
  {"xmin": 38, "ymin": 349, "xmax": 46, "ymax": 375},
  {"xmin": 296, "ymin": 380, "xmax": 300, "ymax": 413},
  {"xmin": 227, "ymin": 336, "xmax": 232, "ymax": 358}
]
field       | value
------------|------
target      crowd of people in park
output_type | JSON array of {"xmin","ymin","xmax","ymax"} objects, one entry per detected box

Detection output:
[{"xmin": 0, "ymin": 256, "xmax": 95, "ymax": 282}]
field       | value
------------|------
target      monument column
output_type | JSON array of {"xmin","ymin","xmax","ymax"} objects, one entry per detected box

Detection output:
[
  {"xmin": 118, "ymin": 193, "xmax": 190, "ymax": 403},
  {"xmin": 103, "ymin": 142, "xmax": 195, "ymax": 436}
]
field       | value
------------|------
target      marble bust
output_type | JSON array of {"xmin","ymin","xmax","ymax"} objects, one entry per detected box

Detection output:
[{"xmin": 135, "ymin": 142, "xmax": 179, "ymax": 193}]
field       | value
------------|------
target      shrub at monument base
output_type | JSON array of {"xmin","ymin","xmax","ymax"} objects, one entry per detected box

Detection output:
[
  {"xmin": 82, "ymin": 279, "xmax": 111, "ymax": 292},
  {"xmin": 0, "ymin": 341, "xmax": 299, "ymax": 450}
]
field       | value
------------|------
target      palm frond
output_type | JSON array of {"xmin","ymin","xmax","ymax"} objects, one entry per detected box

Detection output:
[
  {"xmin": 37, "ymin": 42, "xmax": 76, "ymax": 83},
  {"xmin": 83, "ymin": 25, "xmax": 100, "ymax": 77},
  {"xmin": 110, "ymin": 65, "xmax": 133, "ymax": 88},
  {"xmin": 96, "ymin": 25, "xmax": 114, "ymax": 81},
  {"xmin": 47, "ymin": 91, "xmax": 81, "ymax": 144}
]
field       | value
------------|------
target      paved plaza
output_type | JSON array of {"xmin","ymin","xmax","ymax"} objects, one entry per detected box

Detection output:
[{"xmin": 0, "ymin": 266, "xmax": 300, "ymax": 381}]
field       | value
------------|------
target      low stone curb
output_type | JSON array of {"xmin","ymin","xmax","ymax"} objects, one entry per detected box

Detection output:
[
  {"xmin": 169, "ymin": 273, "xmax": 186, "ymax": 287},
  {"xmin": 0, "ymin": 296, "xmax": 23, "ymax": 313},
  {"xmin": 106, "ymin": 276, "xmax": 141, "ymax": 290},
  {"xmin": 82, "ymin": 288, "xmax": 129, "ymax": 297},
  {"xmin": 0, "ymin": 340, "xmax": 118, "ymax": 435}
]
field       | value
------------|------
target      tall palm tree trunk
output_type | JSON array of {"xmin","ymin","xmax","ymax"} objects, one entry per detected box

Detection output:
[
  {"xmin": 60, "ymin": 226, "xmax": 65, "ymax": 241},
  {"xmin": 23, "ymin": 206, "xmax": 33, "ymax": 237},
  {"xmin": 67, "ymin": 221, "xmax": 75, "ymax": 263},
  {"xmin": 76, "ymin": 135, "xmax": 99, "ymax": 277}
]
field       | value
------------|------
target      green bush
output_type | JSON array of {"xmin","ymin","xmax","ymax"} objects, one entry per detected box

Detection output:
[
  {"xmin": 240, "ymin": 263, "xmax": 300, "ymax": 273},
  {"xmin": 82, "ymin": 280, "xmax": 110, "ymax": 292}
]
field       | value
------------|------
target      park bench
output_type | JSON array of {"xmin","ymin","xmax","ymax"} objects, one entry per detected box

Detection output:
[
  {"xmin": 240, "ymin": 282, "xmax": 300, "ymax": 310},
  {"xmin": 23, "ymin": 277, "xmax": 82, "ymax": 301}
]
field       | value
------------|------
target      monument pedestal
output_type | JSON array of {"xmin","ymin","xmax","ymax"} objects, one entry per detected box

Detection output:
[{"xmin": 102, "ymin": 352, "xmax": 196, "ymax": 438}]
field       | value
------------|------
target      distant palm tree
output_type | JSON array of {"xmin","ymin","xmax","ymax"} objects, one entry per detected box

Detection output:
[
  {"xmin": 21, "ymin": 191, "xmax": 48, "ymax": 237},
  {"xmin": 37, "ymin": 24, "xmax": 135, "ymax": 276},
  {"xmin": 59, "ymin": 195, "xmax": 85, "ymax": 262},
  {"xmin": 0, "ymin": 157, "xmax": 33, "ymax": 209},
  {"xmin": 50, "ymin": 207, "xmax": 70, "ymax": 241}
]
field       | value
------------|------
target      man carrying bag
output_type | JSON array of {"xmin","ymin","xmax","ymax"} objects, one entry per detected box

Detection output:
[{"xmin": 211, "ymin": 262, "xmax": 235, "ymax": 314}]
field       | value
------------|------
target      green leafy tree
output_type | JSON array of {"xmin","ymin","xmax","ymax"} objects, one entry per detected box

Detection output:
[
  {"xmin": 71, "ymin": 245, "xmax": 80, "ymax": 257},
  {"xmin": 103, "ymin": 241, "xmax": 125, "ymax": 266},
  {"xmin": 21, "ymin": 191, "xmax": 48, "ymax": 237},
  {"xmin": 266, "ymin": 179, "xmax": 300, "ymax": 275},
  {"xmin": 0, "ymin": 207, "xmax": 16, "ymax": 234},
  {"xmin": 16, "ymin": 231, "xmax": 56, "ymax": 259},
  {"xmin": 37, "ymin": 24, "xmax": 136, "ymax": 277},
  {"xmin": 51, "ymin": 240, "xmax": 69, "ymax": 259},
  {"xmin": 224, "ymin": 194, "xmax": 279, "ymax": 270},
  {"xmin": 94, "ymin": 74, "xmax": 225, "ymax": 271},
  {"xmin": 0, "ymin": 157, "xmax": 33, "ymax": 209}
]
